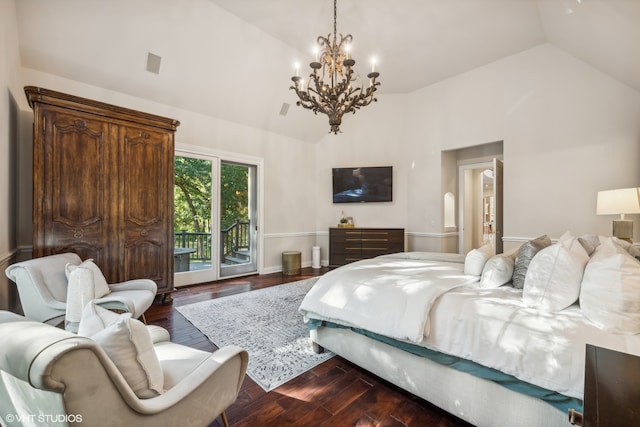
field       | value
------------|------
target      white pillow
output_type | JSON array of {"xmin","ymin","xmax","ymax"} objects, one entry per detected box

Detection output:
[
  {"xmin": 479, "ymin": 254, "xmax": 514, "ymax": 288},
  {"xmin": 78, "ymin": 302, "xmax": 164, "ymax": 398},
  {"xmin": 580, "ymin": 239, "xmax": 640, "ymax": 334},
  {"xmin": 66, "ymin": 259, "xmax": 111, "ymax": 298},
  {"xmin": 78, "ymin": 299, "xmax": 121, "ymax": 337},
  {"xmin": 522, "ymin": 238, "xmax": 589, "ymax": 312},
  {"xmin": 464, "ymin": 244, "xmax": 494, "ymax": 276}
]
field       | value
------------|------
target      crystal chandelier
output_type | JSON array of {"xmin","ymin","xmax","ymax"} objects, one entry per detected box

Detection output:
[{"xmin": 290, "ymin": 0, "xmax": 380, "ymax": 134}]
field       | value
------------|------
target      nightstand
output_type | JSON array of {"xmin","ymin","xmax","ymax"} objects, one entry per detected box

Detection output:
[{"xmin": 583, "ymin": 344, "xmax": 640, "ymax": 426}]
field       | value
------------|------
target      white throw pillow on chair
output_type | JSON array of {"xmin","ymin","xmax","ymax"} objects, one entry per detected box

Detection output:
[
  {"xmin": 78, "ymin": 301, "xmax": 164, "ymax": 398},
  {"xmin": 65, "ymin": 266, "xmax": 96, "ymax": 332},
  {"xmin": 66, "ymin": 259, "xmax": 111, "ymax": 298}
]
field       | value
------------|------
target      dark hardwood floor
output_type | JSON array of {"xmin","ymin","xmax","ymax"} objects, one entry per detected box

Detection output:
[{"xmin": 145, "ymin": 268, "xmax": 472, "ymax": 427}]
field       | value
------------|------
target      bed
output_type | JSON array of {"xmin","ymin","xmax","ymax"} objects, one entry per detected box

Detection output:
[{"xmin": 299, "ymin": 235, "xmax": 640, "ymax": 427}]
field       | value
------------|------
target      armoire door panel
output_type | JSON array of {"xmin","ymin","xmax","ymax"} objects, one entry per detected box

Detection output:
[
  {"xmin": 121, "ymin": 128, "xmax": 170, "ymax": 226},
  {"xmin": 49, "ymin": 112, "xmax": 107, "ymax": 227},
  {"xmin": 37, "ymin": 109, "xmax": 113, "ymax": 263},
  {"xmin": 124, "ymin": 240, "xmax": 165, "ymax": 284},
  {"xmin": 118, "ymin": 124, "xmax": 174, "ymax": 292},
  {"xmin": 48, "ymin": 242, "xmax": 105, "ymax": 268}
]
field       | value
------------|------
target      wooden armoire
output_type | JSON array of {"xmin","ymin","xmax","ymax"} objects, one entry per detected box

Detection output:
[{"xmin": 25, "ymin": 86, "xmax": 180, "ymax": 303}]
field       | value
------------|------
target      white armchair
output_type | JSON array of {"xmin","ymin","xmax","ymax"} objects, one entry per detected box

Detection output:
[
  {"xmin": 5, "ymin": 253, "xmax": 156, "ymax": 326},
  {"xmin": 0, "ymin": 310, "xmax": 248, "ymax": 427}
]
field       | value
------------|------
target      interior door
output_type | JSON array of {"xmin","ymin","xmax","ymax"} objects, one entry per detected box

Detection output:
[
  {"xmin": 493, "ymin": 158, "xmax": 504, "ymax": 254},
  {"xmin": 458, "ymin": 159, "xmax": 504, "ymax": 253}
]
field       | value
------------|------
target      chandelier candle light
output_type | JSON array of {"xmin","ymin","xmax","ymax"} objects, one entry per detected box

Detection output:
[{"xmin": 290, "ymin": 0, "xmax": 380, "ymax": 134}]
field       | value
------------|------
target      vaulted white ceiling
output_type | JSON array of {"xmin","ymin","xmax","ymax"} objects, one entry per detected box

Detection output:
[{"xmin": 14, "ymin": 0, "xmax": 640, "ymax": 142}]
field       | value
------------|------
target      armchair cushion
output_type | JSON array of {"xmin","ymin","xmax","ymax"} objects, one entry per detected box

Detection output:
[
  {"xmin": 66, "ymin": 259, "xmax": 111, "ymax": 298},
  {"xmin": 79, "ymin": 302, "xmax": 164, "ymax": 398}
]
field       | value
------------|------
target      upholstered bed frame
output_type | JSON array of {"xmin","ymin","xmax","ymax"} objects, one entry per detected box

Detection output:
[{"xmin": 311, "ymin": 327, "xmax": 575, "ymax": 427}]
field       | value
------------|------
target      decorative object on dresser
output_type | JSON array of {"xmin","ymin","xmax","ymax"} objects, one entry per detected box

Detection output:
[
  {"xmin": 337, "ymin": 210, "xmax": 354, "ymax": 228},
  {"xmin": 329, "ymin": 227, "xmax": 404, "ymax": 267},
  {"xmin": 25, "ymin": 86, "xmax": 179, "ymax": 303}
]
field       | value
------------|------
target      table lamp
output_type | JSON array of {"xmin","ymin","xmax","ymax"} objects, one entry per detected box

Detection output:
[{"xmin": 596, "ymin": 187, "xmax": 640, "ymax": 242}]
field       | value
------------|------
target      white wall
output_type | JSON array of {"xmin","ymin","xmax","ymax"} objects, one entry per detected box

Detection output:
[
  {"xmin": 312, "ymin": 94, "xmax": 409, "ymax": 257},
  {"xmin": 0, "ymin": 0, "xmax": 23, "ymax": 310},
  {"xmin": 403, "ymin": 44, "xmax": 640, "ymax": 250}
]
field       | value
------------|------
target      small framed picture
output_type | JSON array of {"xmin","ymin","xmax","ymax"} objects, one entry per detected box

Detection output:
[{"xmin": 346, "ymin": 217, "xmax": 354, "ymax": 225}]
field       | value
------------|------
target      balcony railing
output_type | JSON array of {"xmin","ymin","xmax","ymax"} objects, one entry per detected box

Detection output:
[
  {"xmin": 174, "ymin": 219, "xmax": 250, "ymax": 265},
  {"xmin": 220, "ymin": 220, "xmax": 250, "ymax": 264},
  {"xmin": 174, "ymin": 230, "xmax": 211, "ymax": 262}
]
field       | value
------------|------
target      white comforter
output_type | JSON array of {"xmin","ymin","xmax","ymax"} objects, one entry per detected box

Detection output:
[
  {"xmin": 299, "ymin": 253, "xmax": 478, "ymax": 342},
  {"xmin": 300, "ymin": 253, "xmax": 640, "ymax": 399},
  {"xmin": 426, "ymin": 285, "xmax": 640, "ymax": 399}
]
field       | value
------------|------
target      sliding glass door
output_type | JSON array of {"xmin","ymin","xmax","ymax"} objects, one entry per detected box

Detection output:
[
  {"xmin": 174, "ymin": 152, "xmax": 259, "ymax": 286},
  {"xmin": 219, "ymin": 161, "xmax": 257, "ymax": 277},
  {"xmin": 173, "ymin": 154, "xmax": 217, "ymax": 286}
]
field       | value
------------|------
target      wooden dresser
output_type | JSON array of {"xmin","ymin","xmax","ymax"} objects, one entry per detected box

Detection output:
[
  {"xmin": 26, "ymin": 86, "xmax": 179, "ymax": 303},
  {"xmin": 329, "ymin": 227, "xmax": 405, "ymax": 267}
]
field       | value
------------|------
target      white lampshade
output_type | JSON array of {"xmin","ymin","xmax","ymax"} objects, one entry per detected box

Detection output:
[{"xmin": 596, "ymin": 188, "xmax": 640, "ymax": 217}]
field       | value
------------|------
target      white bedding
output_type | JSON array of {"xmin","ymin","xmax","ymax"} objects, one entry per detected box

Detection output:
[
  {"xmin": 426, "ymin": 286, "xmax": 640, "ymax": 399},
  {"xmin": 299, "ymin": 253, "xmax": 478, "ymax": 343},
  {"xmin": 300, "ymin": 252, "xmax": 640, "ymax": 400}
]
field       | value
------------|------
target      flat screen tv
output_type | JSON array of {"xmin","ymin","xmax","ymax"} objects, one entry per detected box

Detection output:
[{"xmin": 332, "ymin": 166, "xmax": 393, "ymax": 203}]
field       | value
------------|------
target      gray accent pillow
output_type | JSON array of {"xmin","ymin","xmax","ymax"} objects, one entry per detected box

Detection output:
[
  {"xmin": 512, "ymin": 235, "xmax": 552, "ymax": 289},
  {"xmin": 578, "ymin": 234, "xmax": 601, "ymax": 256}
]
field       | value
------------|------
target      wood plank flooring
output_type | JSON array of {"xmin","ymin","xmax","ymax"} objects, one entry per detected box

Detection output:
[{"xmin": 145, "ymin": 268, "xmax": 472, "ymax": 427}]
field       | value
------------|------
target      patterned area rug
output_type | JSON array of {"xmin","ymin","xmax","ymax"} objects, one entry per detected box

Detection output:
[{"xmin": 176, "ymin": 278, "xmax": 334, "ymax": 392}]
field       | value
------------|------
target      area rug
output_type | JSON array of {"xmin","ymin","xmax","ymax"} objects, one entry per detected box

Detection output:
[{"xmin": 176, "ymin": 278, "xmax": 334, "ymax": 392}]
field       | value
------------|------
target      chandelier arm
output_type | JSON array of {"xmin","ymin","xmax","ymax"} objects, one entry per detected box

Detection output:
[
  {"xmin": 351, "ymin": 90, "xmax": 378, "ymax": 108},
  {"xmin": 302, "ymin": 88, "xmax": 333, "ymax": 115}
]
